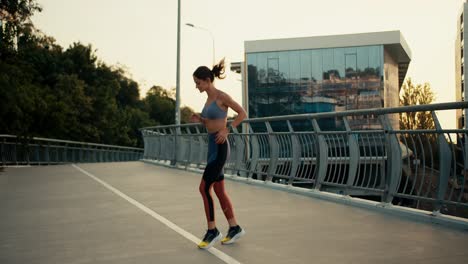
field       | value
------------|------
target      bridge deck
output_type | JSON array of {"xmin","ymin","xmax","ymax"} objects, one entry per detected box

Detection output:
[{"xmin": 1, "ymin": 162, "xmax": 467, "ymax": 264}]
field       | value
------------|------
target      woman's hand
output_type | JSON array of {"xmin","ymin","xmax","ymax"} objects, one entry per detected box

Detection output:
[
  {"xmin": 190, "ymin": 113, "xmax": 202, "ymax": 123},
  {"xmin": 215, "ymin": 127, "xmax": 229, "ymax": 144}
]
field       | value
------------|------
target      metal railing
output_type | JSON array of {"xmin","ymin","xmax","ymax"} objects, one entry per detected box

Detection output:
[
  {"xmin": 0, "ymin": 135, "xmax": 143, "ymax": 165},
  {"xmin": 141, "ymin": 102, "xmax": 468, "ymax": 218}
]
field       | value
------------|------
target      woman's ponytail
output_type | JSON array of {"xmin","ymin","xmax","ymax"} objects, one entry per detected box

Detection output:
[{"xmin": 211, "ymin": 58, "xmax": 226, "ymax": 80}]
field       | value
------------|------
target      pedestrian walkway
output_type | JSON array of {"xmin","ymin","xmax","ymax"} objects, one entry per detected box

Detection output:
[{"xmin": 1, "ymin": 162, "xmax": 467, "ymax": 264}]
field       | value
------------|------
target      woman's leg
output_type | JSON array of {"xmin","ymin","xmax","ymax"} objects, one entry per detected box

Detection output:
[
  {"xmin": 213, "ymin": 180, "xmax": 237, "ymax": 227},
  {"xmin": 214, "ymin": 179, "xmax": 245, "ymax": 245},
  {"xmin": 200, "ymin": 135, "xmax": 229, "ymax": 228},
  {"xmin": 199, "ymin": 178, "xmax": 216, "ymax": 229},
  {"xmin": 198, "ymin": 175, "xmax": 222, "ymax": 249}
]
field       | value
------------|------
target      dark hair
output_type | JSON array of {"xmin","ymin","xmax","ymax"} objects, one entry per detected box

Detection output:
[{"xmin": 193, "ymin": 58, "xmax": 226, "ymax": 82}]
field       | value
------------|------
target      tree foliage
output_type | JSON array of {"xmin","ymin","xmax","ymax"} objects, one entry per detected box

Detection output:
[
  {"xmin": 399, "ymin": 78, "xmax": 436, "ymax": 130},
  {"xmin": 0, "ymin": 1, "xmax": 194, "ymax": 147}
]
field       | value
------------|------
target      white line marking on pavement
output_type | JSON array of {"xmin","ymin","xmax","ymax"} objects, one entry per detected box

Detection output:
[{"xmin": 72, "ymin": 164, "xmax": 242, "ymax": 264}]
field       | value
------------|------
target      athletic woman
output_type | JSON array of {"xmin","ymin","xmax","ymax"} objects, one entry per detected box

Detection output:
[{"xmin": 190, "ymin": 58, "xmax": 247, "ymax": 249}]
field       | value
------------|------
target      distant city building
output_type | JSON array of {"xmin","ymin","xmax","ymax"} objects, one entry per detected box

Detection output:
[
  {"xmin": 456, "ymin": 2, "xmax": 467, "ymax": 129},
  {"xmin": 232, "ymin": 31, "xmax": 411, "ymax": 130}
]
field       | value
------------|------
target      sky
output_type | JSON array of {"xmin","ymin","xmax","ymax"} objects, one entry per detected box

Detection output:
[{"xmin": 32, "ymin": 0, "xmax": 465, "ymax": 128}]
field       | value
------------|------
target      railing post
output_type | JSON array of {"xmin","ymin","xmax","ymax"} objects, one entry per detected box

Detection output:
[
  {"xmin": 380, "ymin": 115, "xmax": 402, "ymax": 203},
  {"xmin": 432, "ymin": 111, "xmax": 452, "ymax": 213},
  {"xmin": 157, "ymin": 129, "xmax": 163, "ymax": 161},
  {"xmin": 85, "ymin": 144, "xmax": 89, "ymax": 163},
  {"xmin": 105, "ymin": 147, "xmax": 109, "ymax": 162},
  {"xmin": 93, "ymin": 146, "xmax": 97, "ymax": 163},
  {"xmin": 231, "ymin": 125, "xmax": 244, "ymax": 177},
  {"xmin": 265, "ymin": 121, "xmax": 279, "ymax": 182},
  {"xmin": 172, "ymin": 127, "xmax": 179, "ymax": 166},
  {"xmin": 159, "ymin": 129, "xmax": 166, "ymax": 161},
  {"xmin": 74, "ymin": 144, "xmax": 78, "ymax": 163},
  {"xmin": 146, "ymin": 131, "xmax": 152, "ymax": 160},
  {"xmin": 63, "ymin": 143, "xmax": 67, "ymax": 163},
  {"xmin": 181, "ymin": 128, "xmax": 189, "ymax": 166},
  {"xmin": 248, "ymin": 123, "xmax": 260, "ymax": 179},
  {"xmin": 60, "ymin": 143, "xmax": 64, "ymax": 164},
  {"xmin": 2, "ymin": 137, "xmax": 5, "ymax": 167},
  {"xmin": 45, "ymin": 143, "xmax": 50, "ymax": 165},
  {"xmin": 343, "ymin": 117, "xmax": 360, "ymax": 194},
  {"xmin": 161, "ymin": 129, "xmax": 167, "ymax": 162},
  {"xmin": 287, "ymin": 120, "xmax": 301, "ymax": 185},
  {"xmin": 311, "ymin": 119, "xmax": 328, "ymax": 190},
  {"xmin": 13, "ymin": 140, "xmax": 18, "ymax": 165},
  {"xmin": 192, "ymin": 126, "xmax": 202, "ymax": 167},
  {"xmin": 147, "ymin": 131, "xmax": 153, "ymax": 160},
  {"xmin": 150, "ymin": 131, "xmax": 155, "ymax": 160},
  {"xmin": 142, "ymin": 130, "xmax": 148, "ymax": 159},
  {"xmin": 34, "ymin": 141, "xmax": 40, "ymax": 165},
  {"xmin": 80, "ymin": 144, "xmax": 84, "ymax": 163},
  {"xmin": 89, "ymin": 145, "xmax": 93, "ymax": 163},
  {"xmin": 71, "ymin": 144, "xmax": 75, "ymax": 163},
  {"xmin": 25, "ymin": 138, "xmax": 30, "ymax": 165},
  {"xmin": 185, "ymin": 127, "xmax": 193, "ymax": 170}
]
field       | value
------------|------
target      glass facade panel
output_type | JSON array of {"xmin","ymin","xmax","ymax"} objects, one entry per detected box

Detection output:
[
  {"xmin": 246, "ymin": 45, "xmax": 384, "ymax": 129},
  {"xmin": 356, "ymin": 46, "xmax": 369, "ymax": 73},
  {"xmin": 368, "ymin": 46, "xmax": 382, "ymax": 76},
  {"xmin": 247, "ymin": 53, "xmax": 258, "ymax": 117},
  {"xmin": 289, "ymin": 50, "xmax": 301, "ymax": 90},
  {"xmin": 300, "ymin": 50, "xmax": 311, "ymax": 82},
  {"xmin": 322, "ymin": 49, "xmax": 334, "ymax": 81},
  {"xmin": 334, "ymin": 48, "xmax": 345, "ymax": 79},
  {"xmin": 311, "ymin": 49, "xmax": 323, "ymax": 83},
  {"xmin": 278, "ymin": 52, "xmax": 289, "ymax": 84},
  {"xmin": 256, "ymin": 52, "xmax": 268, "ymax": 86}
]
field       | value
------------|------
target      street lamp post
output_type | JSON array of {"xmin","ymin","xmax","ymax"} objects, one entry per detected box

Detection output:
[
  {"xmin": 175, "ymin": 0, "xmax": 181, "ymax": 127},
  {"xmin": 185, "ymin": 23, "xmax": 215, "ymax": 65},
  {"xmin": 173, "ymin": 0, "xmax": 181, "ymax": 166}
]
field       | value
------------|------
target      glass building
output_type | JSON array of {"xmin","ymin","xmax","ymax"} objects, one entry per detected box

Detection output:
[
  {"xmin": 234, "ymin": 31, "xmax": 411, "ymax": 130},
  {"xmin": 456, "ymin": 3, "xmax": 467, "ymax": 129}
]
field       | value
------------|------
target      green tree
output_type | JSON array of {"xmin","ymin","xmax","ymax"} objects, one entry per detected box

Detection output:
[
  {"xmin": 399, "ymin": 78, "xmax": 439, "ymax": 173},
  {"xmin": 1, "ymin": 3, "xmax": 183, "ymax": 147},
  {"xmin": 144, "ymin": 86, "xmax": 175, "ymax": 125},
  {"xmin": 121, "ymin": 107, "xmax": 155, "ymax": 147},
  {"xmin": 181, "ymin": 106, "xmax": 195, "ymax": 124},
  {"xmin": 0, "ymin": 56, "xmax": 41, "ymax": 136},
  {"xmin": 117, "ymin": 78, "xmax": 140, "ymax": 108},
  {"xmin": 45, "ymin": 74, "xmax": 93, "ymax": 140},
  {"xmin": 399, "ymin": 77, "xmax": 436, "ymax": 130},
  {"xmin": 0, "ymin": 0, "xmax": 42, "ymax": 53}
]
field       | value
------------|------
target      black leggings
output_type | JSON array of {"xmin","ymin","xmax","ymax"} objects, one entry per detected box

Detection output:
[{"xmin": 199, "ymin": 133, "xmax": 233, "ymax": 222}]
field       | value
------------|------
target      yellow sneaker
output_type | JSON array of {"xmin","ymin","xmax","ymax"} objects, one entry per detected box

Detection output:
[
  {"xmin": 221, "ymin": 226, "xmax": 245, "ymax": 245},
  {"xmin": 198, "ymin": 228, "xmax": 222, "ymax": 249}
]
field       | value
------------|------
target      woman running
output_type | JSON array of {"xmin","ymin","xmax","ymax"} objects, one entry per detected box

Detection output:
[{"xmin": 190, "ymin": 58, "xmax": 247, "ymax": 249}]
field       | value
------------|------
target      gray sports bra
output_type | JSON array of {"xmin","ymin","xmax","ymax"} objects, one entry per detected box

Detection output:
[{"xmin": 201, "ymin": 100, "xmax": 227, "ymax": 119}]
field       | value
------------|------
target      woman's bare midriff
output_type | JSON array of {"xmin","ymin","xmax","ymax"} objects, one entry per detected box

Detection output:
[{"xmin": 205, "ymin": 118, "xmax": 227, "ymax": 133}]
